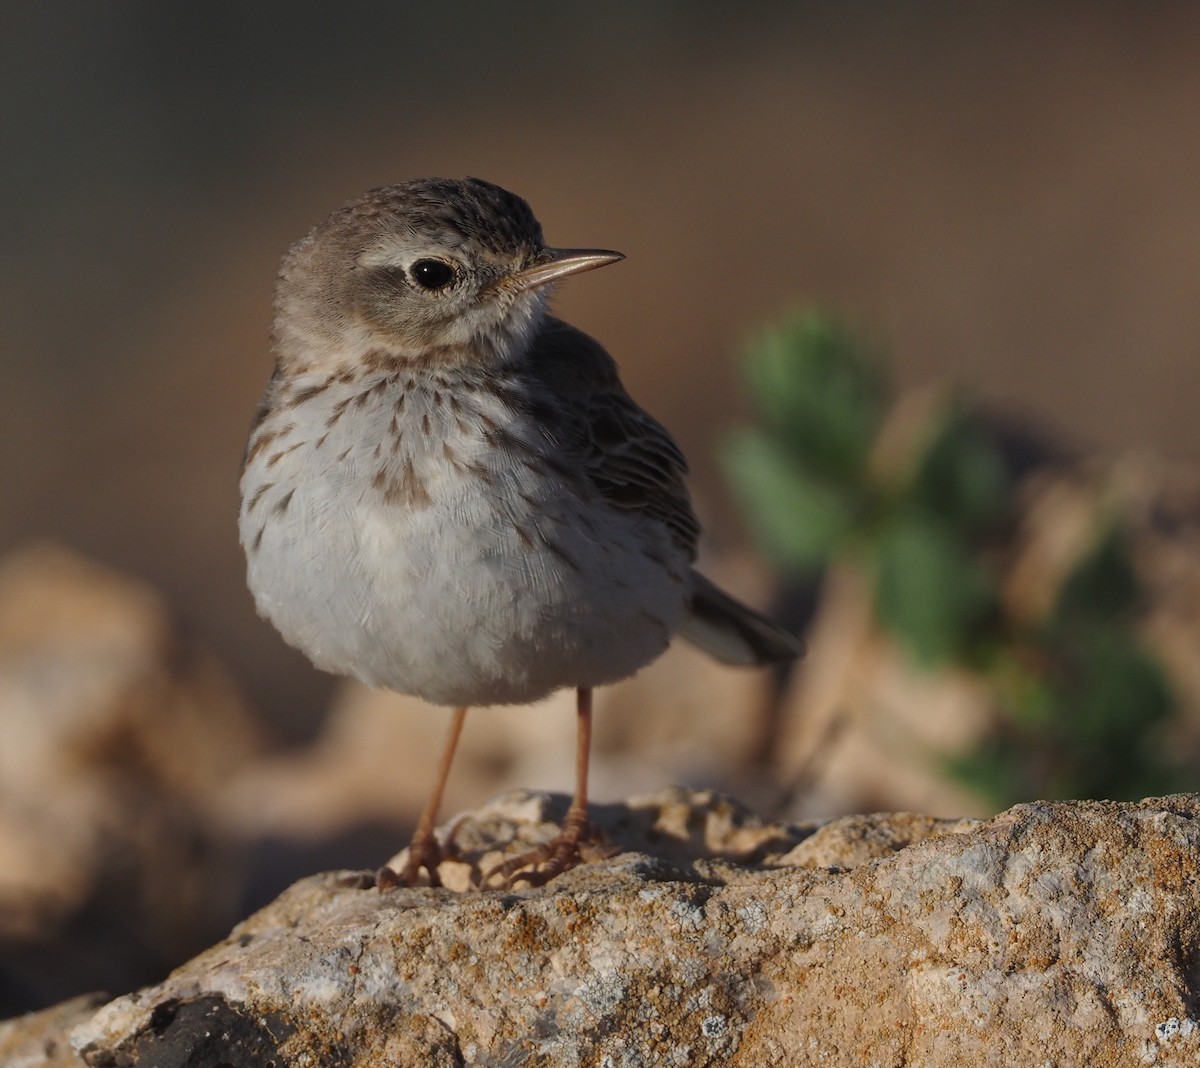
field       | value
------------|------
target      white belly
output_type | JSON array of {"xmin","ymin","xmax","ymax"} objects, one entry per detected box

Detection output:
[{"xmin": 239, "ymin": 374, "xmax": 687, "ymax": 706}]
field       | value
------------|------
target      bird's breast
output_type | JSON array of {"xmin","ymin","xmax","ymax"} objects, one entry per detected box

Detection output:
[{"xmin": 239, "ymin": 370, "xmax": 688, "ymax": 704}]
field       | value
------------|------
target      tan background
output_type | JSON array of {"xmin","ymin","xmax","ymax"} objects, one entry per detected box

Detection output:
[{"xmin": 3, "ymin": 3, "xmax": 1199, "ymax": 736}]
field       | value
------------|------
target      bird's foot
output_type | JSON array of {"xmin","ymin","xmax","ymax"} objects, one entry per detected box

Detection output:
[
  {"xmin": 376, "ymin": 828, "xmax": 446, "ymax": 889},
  {"xmin": 482, "ymin": 808, "xmax": 615, "ymax": 889}
]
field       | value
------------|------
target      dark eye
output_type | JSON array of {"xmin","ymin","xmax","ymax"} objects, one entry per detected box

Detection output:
[{"xmin": 410, "ymin": 259, "xmax": 456, "ymax": 290}]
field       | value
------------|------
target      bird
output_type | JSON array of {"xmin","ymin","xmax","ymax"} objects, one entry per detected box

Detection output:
[{"xmin": 238, "ymin": 177, "xmax": 803, "ymax": 888}]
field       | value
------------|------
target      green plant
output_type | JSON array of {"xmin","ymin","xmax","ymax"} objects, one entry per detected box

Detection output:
[{"xmin": 723, "ymin": 308, "xmax": 1179, "ymax": 806}]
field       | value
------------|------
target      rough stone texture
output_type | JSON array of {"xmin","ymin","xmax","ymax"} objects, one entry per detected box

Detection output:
[
  {"xmin": 5, "ymin": 788, "xmax": 1194, "ymax": 1067},
  {"xmin": 0, "ymin": 996, "xmax": 105, "ymax": 1068}
]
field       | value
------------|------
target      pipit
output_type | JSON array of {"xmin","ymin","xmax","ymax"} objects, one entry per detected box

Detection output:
[{"xmin": 239, "ymin": 177, "xmax": 803, "ymax": 888}]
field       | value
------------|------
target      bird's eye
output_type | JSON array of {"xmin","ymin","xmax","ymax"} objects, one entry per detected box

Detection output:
[{"xmin": 410, "ymin": 259, "xmax": 456, "ymax": 290}]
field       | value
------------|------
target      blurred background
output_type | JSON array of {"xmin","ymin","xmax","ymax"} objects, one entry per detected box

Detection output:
[{"xmin": 3, "ymin": 0, "xmax": 1200, "ymax": 1016}]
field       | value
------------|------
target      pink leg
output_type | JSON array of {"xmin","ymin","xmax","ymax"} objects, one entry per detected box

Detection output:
[
  {"xmin": 377, "ymin": 705, "xmax": 468, "ymax": 889},
  {"xmin": 486, "ymin": 687, "xmax": 598, "ymax": 887}
]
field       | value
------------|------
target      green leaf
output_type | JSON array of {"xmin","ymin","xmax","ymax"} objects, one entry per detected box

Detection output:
[
  {"xmin": 874, "ymin": 512, "xmax": 997, "ymax": 666},
  {"xmin": 1063, "ymin": 625, "xmax": 1172, "ymax": 750},
  {"xmin": 957, "ymin": 624, "xmax": 1176, "ymax": 806},
  {"xmin": 944, "ymin": 737, "xmax": 1026, "ymax": 808},
  {"xmin": 908, "ymin": 405, "xmax": 1011, "ymax": 536},
  {"xmin": 1054, "ymin": 524, "xmax": 1140, "ymax": 624},
  {"xmin": 721, "ymin": 429, "xmax": 859, "ymax": 570},
  {"xmin": 989, "ymin": 650, "xmax": 1057, "ymax": 727},
  {"xmin": 742, "ymin": 310, "xmax": 885, "ymax": 480}
]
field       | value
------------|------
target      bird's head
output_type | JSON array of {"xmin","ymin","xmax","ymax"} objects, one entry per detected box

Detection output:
[{"xmin": 273, "ymin": 177, "xmax": 623, "ymax": 372}]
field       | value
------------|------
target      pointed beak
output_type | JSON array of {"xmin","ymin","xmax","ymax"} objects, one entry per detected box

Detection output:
[{"xmin": 513, "ymin": 248, "xmax": 625, "ymax": 291}]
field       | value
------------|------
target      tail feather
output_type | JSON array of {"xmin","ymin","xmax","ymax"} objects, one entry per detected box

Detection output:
[{"xmin": 677, "ymin": 571, "xmax": 805, "ymax": 666}]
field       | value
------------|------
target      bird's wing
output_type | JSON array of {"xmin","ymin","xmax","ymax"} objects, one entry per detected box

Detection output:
[{"xmin": 524, "ymin": 317, "xmax": 701, "ymax": 561}]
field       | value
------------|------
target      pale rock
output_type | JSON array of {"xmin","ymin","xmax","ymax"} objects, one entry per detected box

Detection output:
[
  {"xmin": 5, "ymin": 787, "xmax": 1190, "ymax": 1067},
  {"xmin": 0, "ymin": 995, "xmax": 103, "ymax": 1068}
]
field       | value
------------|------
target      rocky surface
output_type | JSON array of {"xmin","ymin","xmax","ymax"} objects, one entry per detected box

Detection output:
[
  {"xmin": 0, "ymin": 995, "xmax": 107, "ymax": 1068},
  {"xmin": 3, "ymin": 788, "xmax": 1198, "ymax": 1066}
]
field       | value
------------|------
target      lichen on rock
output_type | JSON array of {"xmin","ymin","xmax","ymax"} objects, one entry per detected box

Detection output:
[{"xmin": 0, "ymin": 787, "xmax": 1182, "ymax": 1066}]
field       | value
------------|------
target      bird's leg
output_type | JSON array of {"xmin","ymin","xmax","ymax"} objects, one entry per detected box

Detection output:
[
  {"xmin": 486, "ymin": 686, "xmax": 600, "ymax": 887},
  {"xmin": 377, "ymin": 705, "xmax": 469, "ymax": 889}
]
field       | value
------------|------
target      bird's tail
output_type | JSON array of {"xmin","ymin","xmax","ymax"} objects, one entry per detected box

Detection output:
[{"xmin": 677, "ymin": 571, "xmax": 804, "ymax": 666}]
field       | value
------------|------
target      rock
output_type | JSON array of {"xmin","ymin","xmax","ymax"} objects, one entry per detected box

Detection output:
[
  {"xmin": 0, "ymin": 995, "xmax": 101, "ymax": 1068},
  {"xmin": 0, "ymin": 544, "xmax": 265, "ymax": 1013},
  {"xmin": 8, "ymin": 788, "xmax": 1193, "ymax": 1066}
]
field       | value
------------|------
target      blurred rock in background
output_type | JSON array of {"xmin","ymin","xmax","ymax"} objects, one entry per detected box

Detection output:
[{"xmin": 0, "ymin": 546, "xmax": 262, "ymax": 1014}]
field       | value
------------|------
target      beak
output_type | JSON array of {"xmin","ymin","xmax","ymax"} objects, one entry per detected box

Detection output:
[{"xmin": 513, "ymin": 248, "xmax": 625, "ymax": 291}]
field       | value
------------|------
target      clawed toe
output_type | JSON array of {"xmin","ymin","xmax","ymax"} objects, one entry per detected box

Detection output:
[
  {"xmin": 376, "ymin": 832, "xmax": 444, "ymax": 889},
  {"xmin": 482, "ymin": 812, "xmax": 613, "ymax": 888},
  {"xmin": 485, "ymin": 838, "xmax": 581, "ymax": 889}
]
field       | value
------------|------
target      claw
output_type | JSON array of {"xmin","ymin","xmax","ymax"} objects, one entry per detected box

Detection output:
[
  {"xmin": 482, "ymin": 810, "xmax": 609, "ymax": 888},
  {"xmin": 376, "ymin": 832, "xmax": 444, "ymax": 889}
]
